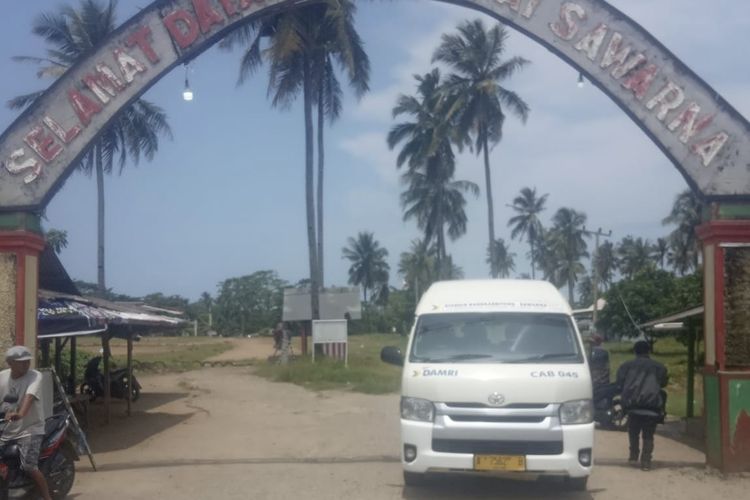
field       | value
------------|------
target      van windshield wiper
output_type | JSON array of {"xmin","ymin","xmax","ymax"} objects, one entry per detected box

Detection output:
[
  {"xmin": 503, "ymin": 352, "xmax": 579, "ymax": 363},
  {"xmin": 415, "ymin": 354, "xmax": 493, "ymax": 363}
]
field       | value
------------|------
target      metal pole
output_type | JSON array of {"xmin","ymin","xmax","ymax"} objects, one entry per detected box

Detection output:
[
  {"xmin": 101, "ymin": 332, "xmax": 111, "ymax": 424},
  {"xmin": 582, "ymin": 227, "xmax": 612, "ymax": 331},
  {"xmin": 592, "ymin": 231, "xmax": 600, "ymax": 327},
  {"xmin": 54, "ymin": 338, "xmax": 62, "ymax": 374},
  {"xmin": 127, "ymin": 331, "xmax": 133, "ymax": 417},
  {"xmin": 70, "ymin": 336, "xmax": 77, "ymax": 395},
  {"xmin": 687, "ymin": 326, "xmax": 696, "ymax": 418}
]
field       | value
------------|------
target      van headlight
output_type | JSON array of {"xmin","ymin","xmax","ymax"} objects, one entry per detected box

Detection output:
[
  {"xmin": 560, "ymin": 399, "xmax": 593, "ymax": 425},
  {"xmin": 400, "ymin": 397, "xmax": 435, "ymax": 422}
]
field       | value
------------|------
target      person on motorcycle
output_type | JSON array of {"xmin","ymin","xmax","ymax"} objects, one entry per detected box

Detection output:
[
  {"xmin": 616, "ymin": 340, "xmax": 668, "ymax": 472},
  {"xmin": 0, "ymin": 346, "xmax": 52, "ymax": 500}
]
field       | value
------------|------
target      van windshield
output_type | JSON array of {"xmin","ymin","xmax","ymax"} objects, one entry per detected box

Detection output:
[{"xmin": 409, "ymin": 312, "xmax": 584, "ymax": 364}]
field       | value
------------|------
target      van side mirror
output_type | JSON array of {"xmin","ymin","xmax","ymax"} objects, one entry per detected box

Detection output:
[{"xmin": 381, "ymin": 346, "xmax": 404, "ymax": 367}]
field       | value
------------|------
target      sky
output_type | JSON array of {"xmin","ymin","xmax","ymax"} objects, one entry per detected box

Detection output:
[{"xmin": 0, "ymin": 0, "xmax": 748, "ymax": 302}]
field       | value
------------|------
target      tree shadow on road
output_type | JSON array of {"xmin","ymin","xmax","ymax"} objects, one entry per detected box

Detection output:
[{"xmin": 401, "ymin": 475, "xmax": 597, "ymax": 500}]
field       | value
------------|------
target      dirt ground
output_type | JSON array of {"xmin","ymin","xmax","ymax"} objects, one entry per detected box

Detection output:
[{"xmin": 70, "ymin": 343, "xmax": 748, "ymax": 499}]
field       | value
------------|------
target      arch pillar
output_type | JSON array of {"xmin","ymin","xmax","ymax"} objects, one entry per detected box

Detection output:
[
  {"xmin": 0, "ymin": 212, "xmax": 44, "ymax": 366},
  {"xmin": 697, "ymin": 206, "xmax": 750, "ymax": 472}
]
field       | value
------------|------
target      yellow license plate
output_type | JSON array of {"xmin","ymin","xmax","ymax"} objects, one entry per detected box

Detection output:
[{"xmin": 474, "ymin": 455, "xmax": 526, "ymax": 472}]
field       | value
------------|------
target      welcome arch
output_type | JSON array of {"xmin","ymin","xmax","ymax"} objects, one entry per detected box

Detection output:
[{"xmin": 0, "ymin": 0, "xmax": 748, "ymax": 472}]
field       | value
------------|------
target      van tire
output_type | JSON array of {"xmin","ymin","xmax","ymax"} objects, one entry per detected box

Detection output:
[
  {"xmin": 565, "ymin": 476, "xmax": 588, "ymax": 491},
  {"xmin": 403, "ymin": 471, "xmax": 428, "ymax": 487}
]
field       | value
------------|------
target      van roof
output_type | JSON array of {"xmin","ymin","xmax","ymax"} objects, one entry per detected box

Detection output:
[{"xmin": 416, "ymin": 279, "xmax": 572, "ymax": 316}]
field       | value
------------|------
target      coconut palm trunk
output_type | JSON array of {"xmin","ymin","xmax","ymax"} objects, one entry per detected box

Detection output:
[
  {"xmin": 317, "ymin": 85, "xmax": 325, "ymax": 289},
  {"xmin": 95, "ymin": 145, "xmax": 106, "ymax": 292},
  {"xmin": 530, "ymin": 238, "xmax": 536, "ymax": 279},
  {"xmin": 303, "ymin": 55, "xmax": 320, "ymax": 319},
  {"xmin": 482, "ymin": 131, "xmax": 497, "ymax": 278}
]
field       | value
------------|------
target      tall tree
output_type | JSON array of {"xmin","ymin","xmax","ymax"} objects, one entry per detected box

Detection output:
[
  {"xmin": 617, "ymin": 236, "xmax": 655, "ymax": 279},
  {"xmin": 433, "ymin": 19, "xmax": 530, "ymax": 276},
  {"xmin": 652, "ymin": 237, "xmax": 669, "ymax": 269},
  {"xmin": 398, "ymin": 239, "xmax": 436, "ymax": 302},
  {"xmin": 487, "ymin": 238, "xmax": 516, "ymax": 278},
  {"xmin": 508, "ymin": 187, "xmax": 548, "ymax": 278},
  {"xmin": 221, "ymin": 0, "xmax": 369, "ymax": 312},
  {"xmin": 11, "ymin": 0, "xmax": 171, "ymax": 292},
  {"xmin": 388, "ymin": 70, "xmax": 478, "ymax": 277},
  {"xmin": 311, "ymin": 0, "xmax": 370, "ymax": 288},
  {"xmin": 549, "ymin": 208, "xmax": 589, "ymax": 304},
  {"xmin": 341, "ymin": 232, "xmax": 390, "ymax": 303},
  {"xmin": 593, "ymin": 240, "xmax": 617, "ymax": 289},
  {"xmin": 45, "ymin": 229, "xmax": 68, "ymax": 255},
  {"xmin": 662, "ymin": 189, "xmax": 703, "ymax": 274}
]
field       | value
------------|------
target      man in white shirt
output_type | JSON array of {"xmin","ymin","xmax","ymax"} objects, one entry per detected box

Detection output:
[{"xmin": 0, "ymin": 346, "xmax": 51, "ymax": 500}]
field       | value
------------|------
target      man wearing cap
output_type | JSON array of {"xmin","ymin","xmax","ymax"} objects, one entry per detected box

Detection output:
[
  {"xmin": 616, "ymin": 340, "xmax": 669, "ymax": 472},
  {"xmin": 0, "ymin": 346, "xmax": 52, "ymax": 500}
]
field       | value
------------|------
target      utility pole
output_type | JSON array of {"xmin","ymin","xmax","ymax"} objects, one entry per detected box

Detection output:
[{"xmin": 582, "ymin": 227, "xmax": 612, "ymax": 331}]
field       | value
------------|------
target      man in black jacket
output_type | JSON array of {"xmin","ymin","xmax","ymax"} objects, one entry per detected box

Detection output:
[{"xmin": 616, "ymin": 340, "xmax": 668, "ymax": 471}]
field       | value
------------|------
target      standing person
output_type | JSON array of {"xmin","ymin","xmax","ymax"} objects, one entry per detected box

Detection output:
[
  {"xmin": 0, "ymin": 346, "xmax": 52, "ymax": 500},
  {"xmin": 272, "ymin": 322, "xmax": 284, "ymax": 351},
  {"xmin": 616, "ymin": 340, "xmax": 668, "ymax": 471}
]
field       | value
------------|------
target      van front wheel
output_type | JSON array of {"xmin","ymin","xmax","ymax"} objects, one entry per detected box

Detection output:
[
  {"xmin": 565, "ymin": 476, "xmax": 588, "ymax": 491},
  {"xmin": 403, "ymin": 471, "xmax": 428, "ymax": 487}
]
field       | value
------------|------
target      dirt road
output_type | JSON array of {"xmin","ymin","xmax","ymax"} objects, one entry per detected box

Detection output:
[{"xmin": 71, "ymin": 354, "xmax": 748, "ymax": 499}]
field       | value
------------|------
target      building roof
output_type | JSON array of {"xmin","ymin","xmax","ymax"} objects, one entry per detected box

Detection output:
[{"xmin": 639, "ymin": 306, "xmax": 704, "ymax": 329}]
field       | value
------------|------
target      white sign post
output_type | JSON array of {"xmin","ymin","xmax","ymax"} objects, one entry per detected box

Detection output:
[{"xmin": 312, "ymin": 319, "xmax": 348, "ymax": 366}]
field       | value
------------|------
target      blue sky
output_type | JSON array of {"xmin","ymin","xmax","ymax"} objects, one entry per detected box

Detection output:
[{"xmin": 0, "ymin": 0, "xmax": 748, "ymax": 301}]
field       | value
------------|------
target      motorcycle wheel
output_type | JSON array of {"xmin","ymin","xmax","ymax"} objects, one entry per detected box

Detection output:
[{"xmin": 47, "ymin": 446, "xmax": 76, "ymax": 500}]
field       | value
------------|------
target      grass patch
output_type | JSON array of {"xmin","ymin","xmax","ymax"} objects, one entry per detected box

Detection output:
[
  {"xmin": 77, "ymin": 337, "xmax": 234, "ymax": 373},
  {"xmin": 254, "ymin": 333, "xmax": 407, "ymax": 394}
]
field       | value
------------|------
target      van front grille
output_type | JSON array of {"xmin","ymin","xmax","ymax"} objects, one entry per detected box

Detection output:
[
  {"xmin": 444, "ymin": 402, "xmax": 550, "ymax": 409},
  {"xmin": 447, "ymin": 415, "xmax": 546, "ymax": 424},
  {"xmin": 432, "ymin": 439, "xmax": 563, "ymax": 455}
]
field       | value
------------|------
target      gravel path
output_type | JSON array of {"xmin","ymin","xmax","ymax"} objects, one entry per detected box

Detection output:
[{"xmin": 69, "ymin": 354, "xmax": 747, "ymax": 499}]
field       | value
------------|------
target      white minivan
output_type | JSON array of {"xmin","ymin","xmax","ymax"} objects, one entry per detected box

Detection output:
[{"xmin": 381, "ymin": 280, "xmax": 594, "ymax": 490}]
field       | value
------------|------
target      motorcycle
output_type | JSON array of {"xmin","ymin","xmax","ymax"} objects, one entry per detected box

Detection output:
[
  {"xmin": 0, "ymin": 396, "xmax": 78, "ymax": 500},
  {"xmin": 80, "ymin": 356, "xmax": 141, "ymax": 402},
  {"xmin": 593, "ymin": 383, "xmax": 628, "ymax": 430}
]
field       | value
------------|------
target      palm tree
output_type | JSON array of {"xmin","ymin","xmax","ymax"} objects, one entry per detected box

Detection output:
[
  {"xmin": 400, "ymin": 167, "xmax": 478, "ymax": 278},
  {"xmin": 617, "ymin": 236, "xmax": 655, "ymax": 279},
  {"xmin": 433, "ymin": 19, "xmax": 530, "ymax": 276},
  {"xmin": 549, "ymin": 208, "xmax": 589, "ymax": 304},
  {"xmin": 508, "ymin": 187, "xmax": 548, "ymax": 278},
  {"xmin": 442, "ymin": 255, "xmax": 464, "ymax": 280},
  {"xmin": 398, "ymin": 239, "xmax": 436, "ymax": 302},
  {"xmin": 11, "ymin": 0, "xmax": 171, "ymax": 292},
  {"xmin": 662, "ymin": 189, "xmax": 703, "ymax": 274},
  {"xmin": 388, "ymin": 70, "xmax": 479, "ymax": 277},
  {"xmin": 593, "ymin": 240, "xmax": 617, "ymax": 288},
  {"xmin": 311, "ymin": 1, "xmax": 370, "ymax": 288},
  {"xmin": 45, "ymin": 229, "xmax": 68, "ymax": 255},
  {"xmin": 221, "ymin": 0, "xmax": 369, "ymax": 312},
  {"xmin": 341, "ymin": 232, "xmax": 390, "ymax": 303},
  {"xmin": 487, "ymin": 238, "xmax": 516, "ymax": 278},
  {"xmin": 652, "ymin": 237, "xmax": 669, "ymax": 269}
]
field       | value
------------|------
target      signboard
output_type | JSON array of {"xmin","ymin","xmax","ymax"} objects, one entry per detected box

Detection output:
[
  {"xmin": 312, "ymin": 319, "xmax": 348, "ymax": 365},
  {"xmin": 282, "ymin": 287, "xmax": 362, "ymax": 322}
]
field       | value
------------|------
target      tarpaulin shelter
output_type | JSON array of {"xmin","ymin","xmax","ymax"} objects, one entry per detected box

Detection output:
[{"xmin": 36, "ymin": 248, "xmax": 187, "ymax": 420}]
